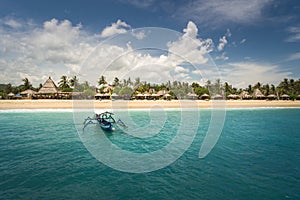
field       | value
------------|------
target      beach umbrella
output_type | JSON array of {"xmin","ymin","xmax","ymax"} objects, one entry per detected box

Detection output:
[
  {"xmin": 212, "ymin": 94, "xmax": 223, "ymax": 100},
  {"xmin": 227, "ymin": 94, "xmax": 239, "ymax": 99},
  {"xmin": 95, "ymin": 93, "xmax": 103, "ymax": 97},
  {"xmin": 8, "ymin": 92, "xmax": 14, "ymax": 97},
  {"xmin": 200, "ymin": 93, "xmax": 210, "ymax": 100}
]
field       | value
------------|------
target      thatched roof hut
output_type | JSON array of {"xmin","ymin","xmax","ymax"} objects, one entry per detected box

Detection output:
[
  {"xmin": 281, "ymin": 94, "xmax": 289, "ymax": 100},
  {"xmin": 38, "ymin": 77, "xmax": 59, "ymax": 94},
  {"xmin": 266, "ymin": 94, "xmax": 277, "ymax": 100},
  {"xmin": 200, "ymin": 93, "xmax": 209, "ymax": 100},
  {"xmin": 211, "ymin": 94, "xmax": 223, "ymax": 100},
  {"xmin": 253, "ymin": 89, "xmax": 265, "ymax": 99},
  {"xmin": 239, "ymin": 91, "xmax": 252, "ymax": 99},
  {"xmin": 227, "ymin": 94, "xmax": 239, "ymax": 100},
  {"xmin": 20, "ymin": 89, "xmax": 37, "ymax": 99}
]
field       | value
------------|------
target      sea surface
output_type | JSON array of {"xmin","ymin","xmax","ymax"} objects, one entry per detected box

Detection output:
[{"xmin": 0, "ymin": 108, "xmax": 300, "ymax": 199}]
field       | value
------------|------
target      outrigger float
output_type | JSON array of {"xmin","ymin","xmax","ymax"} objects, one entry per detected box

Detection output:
[{"xmin": 83, "ymin": 111, "xmax": 127, "ymax": 131}]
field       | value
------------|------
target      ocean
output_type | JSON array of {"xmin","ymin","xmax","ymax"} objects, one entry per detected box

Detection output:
[{"xmin": 0, "ymin": 108, "xmax": 299, "ymax": 199}]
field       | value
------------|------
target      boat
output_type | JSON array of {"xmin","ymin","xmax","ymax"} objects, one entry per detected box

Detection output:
[{"xmin": 83, "ymin": 111, "xmax": 127, "ymax": 131}]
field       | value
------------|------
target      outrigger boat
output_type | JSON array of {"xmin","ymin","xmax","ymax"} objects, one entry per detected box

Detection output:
[{"xmin": 83, "ymin": 111, "xmax": 127, "ymax": 131}]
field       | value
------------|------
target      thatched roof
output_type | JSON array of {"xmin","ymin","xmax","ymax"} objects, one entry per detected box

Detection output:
[
  {"xmin": 267, "ymin": 94, "xmax": 276, "ymax": 98},
  {"xmin": 253, "ymin": 89, "xmax": 265, "ymax": 98},
  {"xmin": 20, "ymin": 89, "xmax": 37, "ymax": 95},
  {"xmin": 38, "ymin": 77, "xmax": 59, "ymax": 94},
  {"xmin": 239, "ymin": 91, "xmax": 251, "ymax": 99}
]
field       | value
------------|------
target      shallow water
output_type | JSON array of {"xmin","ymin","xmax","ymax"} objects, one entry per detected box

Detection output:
[{"xmin": 0, "ymin": 109, "xmax": 299, "ymax": 199}]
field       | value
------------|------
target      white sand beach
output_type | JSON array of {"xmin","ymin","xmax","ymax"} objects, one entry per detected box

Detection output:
[{"xmin": 1, "ymin": 99, "xmax": 300, "ymax": 110}]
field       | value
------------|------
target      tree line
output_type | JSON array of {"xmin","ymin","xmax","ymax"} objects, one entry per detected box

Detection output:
[{"xmin": 1, "ymin": 75, "xmax": 300, "ymax": 99}]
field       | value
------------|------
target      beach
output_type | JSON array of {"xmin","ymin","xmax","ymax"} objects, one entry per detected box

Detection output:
[{"xmin": 1, "ymin": 99, "xmax": 300, "ymax": 109}]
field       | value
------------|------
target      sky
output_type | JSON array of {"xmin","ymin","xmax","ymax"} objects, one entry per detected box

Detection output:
[{"xmin": 0, "ymin": 0, "xmax": 300, "ymax": 88}]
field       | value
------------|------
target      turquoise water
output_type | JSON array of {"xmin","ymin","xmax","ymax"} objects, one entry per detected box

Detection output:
[{"xmin": 0, "ymin": 109, "xmax": 300, "ymax": 199}]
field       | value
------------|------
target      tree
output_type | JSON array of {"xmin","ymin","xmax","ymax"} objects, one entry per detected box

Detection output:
[
  {"xmin": 98, "ymin": 75, "xmax": 107, "ymax": 86},
  {"xmin": 58, "ymin": 75, "xmax": 70, "ymax": 89},
  {"xmin": 254, "ymin": 82, "xmax": 261, "ymax": 89},
  {"xmin": 248, "ymin": 84, "xmax": 253, "ymax": 93},
  {"xmin": 22, "ymin": 77, "xmax": 32, "ymax": 90},
  {"xmin": 119, "ymin": 86, "xmax": 134, "ymax": 99},
  {"xmin": 69, "ymin": 76, "xmax": 79, "ymax": 87},
  {"xmin": 113, "ymin": 77, "xmax": 120, "ymax": 86}
]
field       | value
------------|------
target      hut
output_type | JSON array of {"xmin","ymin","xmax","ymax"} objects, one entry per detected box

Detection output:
[
  {"xmin": 144, "ymin": 92, "xmax": 151, "ymax": 100},
  {"xmin": 8, "ymin": 92, "xmax": 15, "ymax": 99},
  {"xmin": 95, "ymin": 93, "xmax": 103, "ymax": 100},
  {"xmin": 252, "ymin": 89, "xmax": 265, "ymax": 100},
  {"xmin": 266, "ymin": 94, "xmax": 277, "ymax": 100},
  {"xmin": 280, "ymin": 94, "xmax": 289, "ymax": 100},
  {"xmin": 163, "ymin": 93, "xmax": 172, "ymax": 100},
  {"xmin": 135, "ymin": 93, "xmax": 144, "ymax": 100},
  {"xmin": 151, "ymin": 93, "xmax": 160, "ymax": 100},
  {"xmin": 111, "ymin": 93, "xmax": 119, "ymax": 100},
  {"xmin": 20, "ymin": 89, "xmax": 37, "ymax": 99},
  {"xmin": 227, "ymin": 94, "xmax": 239, "ymax": 100},
  {"xmin": 187, "ymin": 93, "xmax": 198, "ymax": 100},
  {"xmin": 200, "ymin": 93, "xmax": 210, "ymax": 100},
  {"xmin": 211, "ymin": 94, "xmax": 223, "ymax": 100},
  {"xmin": 239, "ymin": 91, "xmax": 252, "ymax": 100},
  {"xmin": 37, "ymin": 77, "xmax": 59, "ymax": 99}
]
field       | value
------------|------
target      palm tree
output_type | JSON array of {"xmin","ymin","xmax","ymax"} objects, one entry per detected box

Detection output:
[
  {"xmin": 69, "ymin": 76, "xmax": 79, "ymax": 87},
  {"xmin": 113, "ymin": 77, "xmax": 120, "ymax": 86},
  {"xmin": 58, "ymin": 75, "xmax": 70, "ymax": 89},
  {"xmin": 98, "ymin": 75, "xmax": 107, "ymax": 86},
  {"xmin": 22, "ymin": 77, "xmax": 32, "ymax": 90},
  {"xmin": 254, "ymin": 82, "xmax": 261, "ymax": 89}
]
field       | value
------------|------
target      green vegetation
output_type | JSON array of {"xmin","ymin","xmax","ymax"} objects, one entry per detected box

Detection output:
[{"xmin": 1, "ymin": 75, "xmax": 300, "ymax": 100}]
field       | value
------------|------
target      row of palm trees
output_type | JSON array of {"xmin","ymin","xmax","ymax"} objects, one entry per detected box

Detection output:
[{"xmin": 1, "ymin": 75, "xmax": 300, "ymax": 100}]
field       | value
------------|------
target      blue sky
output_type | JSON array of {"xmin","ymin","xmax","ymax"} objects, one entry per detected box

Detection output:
[{"xmin": 0, "ymin": 0, "xmax": 300, "ymax": 88}]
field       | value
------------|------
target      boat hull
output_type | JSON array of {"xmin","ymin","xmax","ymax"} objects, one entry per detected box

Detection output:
[{"xmin": 99, "ymin": 122, "xmax": 113, "ymax": 131}]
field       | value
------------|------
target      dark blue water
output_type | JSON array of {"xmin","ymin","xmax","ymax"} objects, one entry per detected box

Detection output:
[{"xmin": 0, "ymin": 109, "xmax": 299, "ymax": 199}]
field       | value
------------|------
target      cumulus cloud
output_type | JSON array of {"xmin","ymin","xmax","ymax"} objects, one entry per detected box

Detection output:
[
  {"xmin": 215, "ymin": 52, "xmax": 229, "ymax": 60},
  {"xmin": 99, "ymin": 19, "xmax": 131, "ymax": 38},
  {"xmin": 168, "ymin": 21, "xmax": 213, "ymax": 65},
  {"xmin": 0, "ymin": 18, "xmax": 216, "ymax": 86},
  {"xmin": 0, "ymin": 18, "xmax": 95, "ymax": 85},
  {"xmin": 217, "ymin": 29, "xmax": 231, "ymax": 51},
  {"xmin": 4, "ymin": 18, "xmax": 22, "ymax": 29}
]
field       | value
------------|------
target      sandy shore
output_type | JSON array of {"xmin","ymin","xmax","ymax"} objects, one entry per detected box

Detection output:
[{"xmin": 1, "ymin": 99, "xmax": 300, "ymax": 110}]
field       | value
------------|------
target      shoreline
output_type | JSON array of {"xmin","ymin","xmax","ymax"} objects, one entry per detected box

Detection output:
[{"xmin": 1, "ymin": 99, "xmax": 300, "ymax": 110}]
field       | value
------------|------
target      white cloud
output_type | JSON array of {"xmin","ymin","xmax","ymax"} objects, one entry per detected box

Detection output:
[
  {"xmin": 179, "ymin": 0, "xmax": 273, "ymax": 26},
  {"xmin": 99, "ymin": 19, "xmax": 131, "ymax": 38},
  {"xmin": 287, "ymin": 52, "xmax": 300, "ymax": 61},
  {"xmin": 220, "ymin": 62, "xmax": 291, "ymax": 88},
  {"xmin": 131, "ymin": 30, "xmax": 146, "ymax": 40},
  {"xmin": 217, "ymin": 29, "xmax": 231, "ymax": 51},
  {"xmin": 217, "ymin": 36, "xmax": 227, "ymax": 51},
  {"xmin": 286, "ymin": 26, "xmax": 300, "ymax": 42},
  {"xmin": 4, "ymin": 19, "xmax": 22, "ymax": 29},
  {"xmin": 0, "ymin": 18, "xmax": 216, "ymax": 86},
  {"xmin": 167, "ymin": 21, "xmax": 213, "ymax": 65},
  {"xmin": 0, "ymin": 18, "xmax": 94, "ymax": 85},
  {"xmin": 240, "ymin": 38, "xmax": 246, "ymax": 44},
  {"xmin": 215, "ymin": 52, "xmax": 229, "ymax": 60},
  {"xmin": 175, "ymin": 66, "xmax": 189, "ymax": 73}
]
